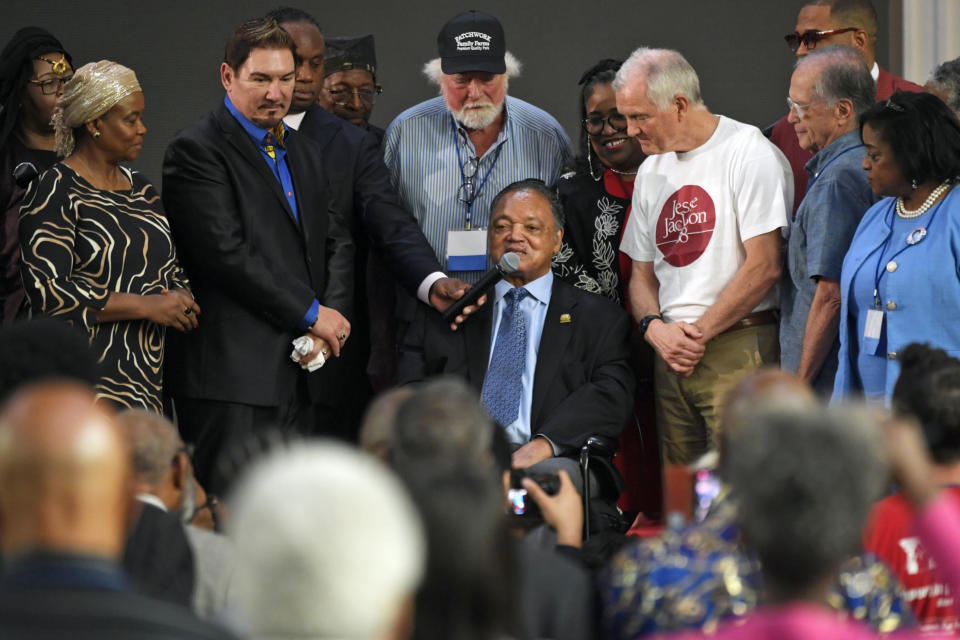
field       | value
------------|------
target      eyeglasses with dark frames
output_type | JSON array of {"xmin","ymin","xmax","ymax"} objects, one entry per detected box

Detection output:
[
  {"xmin": 581, "ymin": 113, "xmax": 628, "ymax": 135},
  {"xmin": 28, "ymin": 74, "xmax": 73, "ymax": 95},
  {"xmin": 457, "ymin": 156, "xmax": 480, "ymax": 204},
  {"xmin": 783, "ymin": 27, "xmax": 858, "ymax": 53},
  {"xmin": 324, "ymin": 86, "xmax": 383, "ymax": 106}
]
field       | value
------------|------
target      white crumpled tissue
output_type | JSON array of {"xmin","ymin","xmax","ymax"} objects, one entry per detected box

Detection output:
[{"xmin": 290, "ymin": 335, "xmax": 325, "ymax": 372}]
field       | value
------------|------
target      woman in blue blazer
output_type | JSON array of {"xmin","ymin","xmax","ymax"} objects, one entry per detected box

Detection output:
[{"xmin": 834, "ymin": 91, "xmax": 960, "ymax": 401}]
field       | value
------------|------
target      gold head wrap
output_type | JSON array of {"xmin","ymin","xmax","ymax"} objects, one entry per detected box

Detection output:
[{"xmin": 51, "ymin": 60, "xmax": 141, "ymax": 157}]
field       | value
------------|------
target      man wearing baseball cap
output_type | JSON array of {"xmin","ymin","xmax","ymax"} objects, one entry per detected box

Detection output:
[{"xmin": 384, "ymin": 10, "xmax": 572, "ymax": 291}]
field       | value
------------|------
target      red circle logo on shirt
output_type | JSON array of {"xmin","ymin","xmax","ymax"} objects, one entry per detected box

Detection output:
[{"xmin": 655, "ymin": 185, "xmax": 716, "ymax": 267}]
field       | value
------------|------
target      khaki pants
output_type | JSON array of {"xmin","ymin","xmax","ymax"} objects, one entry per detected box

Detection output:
[{"xmin": 654, "ymin": 324, "xmax": 779, "ymax": 464}]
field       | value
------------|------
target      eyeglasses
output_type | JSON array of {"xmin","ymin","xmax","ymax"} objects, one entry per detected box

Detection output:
[
  {"xmin": 457, "ymin": 156, "xmax": 479, "ymax": 204},
  {"xmin": 324, "ymin": 86, "xmax": 383, "ymax": 106},
  {"xmin": 189, "ymin": 494, "xmax": 221, "ymax": 532},
  {"xmin": 28, "ymin": 74, "xmax": 73, "ymax": 95},
  {"xmin": 784, "ymin": 28, "xmax": 858, "ymax": 53},
  {"xmin": 786, "ymin": 97, "xmax": 821, "ymax": 119},
  {"xmin": 581, "ymin": 113, "xmax": 628, "ymax": 135}
]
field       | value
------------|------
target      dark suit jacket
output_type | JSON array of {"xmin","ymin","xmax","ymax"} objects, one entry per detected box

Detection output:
[
  {"xmin": 0, "ymin": 589, "xmax": 236, "ymax": 639},
  {"xmin": 122, "ymin": 503, "xmax": 194, "ymax": 609},
  {"xmin": 397, "ymin": 278, "xmax": 635, "ymax": 451},
  {"xmin": 297, "ymin": 105, "xmax": 443, "ymax": 395},
  {"xmin": 296, "ymin": 105, "xmax": 440, "ymax": 294},
  {"xmin": 0, "ymin": 552, "xmax": 235, "ymax": 640},
  {"xmin": 161, "ymin": 103, "xmax": 353, "ymax": 406},
  {"xmin": 364, "ymin": 122, "xmax": 385, "ymax": 148}
]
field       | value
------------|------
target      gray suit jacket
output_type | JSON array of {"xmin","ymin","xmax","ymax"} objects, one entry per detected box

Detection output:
[{"xmin": 184, "ymin": 526, "xmax": 234, "ymax": 621}]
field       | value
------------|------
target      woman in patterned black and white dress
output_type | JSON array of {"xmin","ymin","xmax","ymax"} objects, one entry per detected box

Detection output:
[
  {"xmin": 552, "ymin": 59, "xmax": 646, "ymax": 305},
  {"xmin": 19, "ymin": 60, "xmax": 199, "ymax": 412}
]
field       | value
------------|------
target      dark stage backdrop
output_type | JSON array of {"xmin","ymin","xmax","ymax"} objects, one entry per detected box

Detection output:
[{"xmin": 4, "ymin": 0, "xmax": 891, "ymax": 186}]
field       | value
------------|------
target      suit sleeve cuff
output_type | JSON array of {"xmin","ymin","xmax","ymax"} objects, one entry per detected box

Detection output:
[
  {"xmin": 298, "ymin": 299, "xmax": 320, "ymax": 331},
  {"xmin": 536, "ymin": 434, "xmax": 561, "ymax": 457},
  {"xmin": 417, "ymin": 271, "xmax": 448, "ymax": 306}
]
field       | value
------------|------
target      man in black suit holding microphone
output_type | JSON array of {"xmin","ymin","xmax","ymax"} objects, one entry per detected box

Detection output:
[
  {"xmin": 162, "ymin": 17, "xmax": 354, "ymax": 493},
  {"xmin": 268, "ymin": 7, "xmax": 475, "ymax": 421},
  {"xmin": 398, "ymin": 180, "xmax": 634, "ymax": 474}
]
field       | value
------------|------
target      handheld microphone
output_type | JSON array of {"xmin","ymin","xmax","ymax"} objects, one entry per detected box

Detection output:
[{"xmin": 441, "ymin": 252, "xmax": 521, "ymax": 323}]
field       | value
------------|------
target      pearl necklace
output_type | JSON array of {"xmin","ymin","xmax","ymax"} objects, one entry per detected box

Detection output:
[{"xmin": 897, "ymin": 181, "xmax": 952, "ymax": 218}]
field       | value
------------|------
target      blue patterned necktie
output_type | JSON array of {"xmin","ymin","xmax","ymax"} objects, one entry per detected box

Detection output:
[{"xmin": 481, "ymin": 287, "xmax": 529, "ymax": 426}]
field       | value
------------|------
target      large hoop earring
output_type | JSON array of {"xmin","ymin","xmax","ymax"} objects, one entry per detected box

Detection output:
[{"xmin": 587, "ymin": 145, "xmax": 603, "ymax": 182}]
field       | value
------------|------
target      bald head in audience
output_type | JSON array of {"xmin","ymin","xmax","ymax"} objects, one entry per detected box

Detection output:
[{"xmin": 0, "ymin": 381, "xmax": 132, "ymax": 558}]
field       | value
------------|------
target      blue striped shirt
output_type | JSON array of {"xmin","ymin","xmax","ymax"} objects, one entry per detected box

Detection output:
[{"xmin": 384, "ymin": 95, "xmax": 572, "ymax": 283}]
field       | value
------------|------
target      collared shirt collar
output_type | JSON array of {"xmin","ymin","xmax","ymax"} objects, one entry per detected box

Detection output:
[
  {"xmin": 493, "ymin": 269, "xmax": 553, "ymax": 305},
  {"xmin": 283, "ymin": 109, "xmax": 307, "ymax": 131},
  {"xmin": 224, "ymin": 95, "xmax": 282, "ymax": 147},
  {"xmin": 871, "ymin": 61, "xmax": 880, "ymax": 82},
  {"xmin": 136, "ymin": 493, "xmax": 168, "ymax": 512},
  {"xmin": 804, "ymin": 128, "xmax": 863, "ymax": 177}
]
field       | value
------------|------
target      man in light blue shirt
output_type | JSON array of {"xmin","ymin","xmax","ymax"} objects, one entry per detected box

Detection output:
[
  {"xmin": 780, "ymin": 46, "xmax": 878, "ymax": 393},
  {"xmin": 384, "ymin": 10, "xmax": 572, "ymax": 287}
]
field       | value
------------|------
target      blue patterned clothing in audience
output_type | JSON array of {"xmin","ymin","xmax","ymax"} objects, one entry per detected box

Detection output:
[{"xmin": 601, "ymin": 489, "xmax": 908, "ymax": 639}]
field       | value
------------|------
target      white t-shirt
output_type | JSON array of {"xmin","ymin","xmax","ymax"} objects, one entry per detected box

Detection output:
[{"xmin": 620, "ymin": 115, "xmax": 791, "ymax": 323}]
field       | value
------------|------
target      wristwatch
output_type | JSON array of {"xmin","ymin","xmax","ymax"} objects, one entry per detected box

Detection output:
[{"xmin": 638, "ymin": 314, "xmax": 663, "ymax": 338}]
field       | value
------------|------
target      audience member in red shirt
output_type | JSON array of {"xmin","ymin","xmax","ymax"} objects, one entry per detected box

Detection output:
[{"xmin": 864, "ymin": 343, "xmax": 960, "ymax": 632}]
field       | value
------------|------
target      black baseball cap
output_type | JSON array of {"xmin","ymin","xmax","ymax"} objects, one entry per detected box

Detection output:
[{"xmin": 437, "ymin": 10, "xmax": 506, "ymax": 75}]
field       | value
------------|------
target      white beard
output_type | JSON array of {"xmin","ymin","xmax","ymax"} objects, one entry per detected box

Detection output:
[{"xmin": 452, "ymin": 100, "xmax": 504, "ymax": 130}]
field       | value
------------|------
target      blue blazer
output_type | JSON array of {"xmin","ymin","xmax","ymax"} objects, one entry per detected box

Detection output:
[{"xmin": 834, "ymin": 189, "xmax": 960, "ymax": 399}]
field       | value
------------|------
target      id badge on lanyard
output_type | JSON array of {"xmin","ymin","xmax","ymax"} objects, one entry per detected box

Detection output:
[{"xmin": 447, "ymin": 228, "xmax": 488, "ymax": 271}]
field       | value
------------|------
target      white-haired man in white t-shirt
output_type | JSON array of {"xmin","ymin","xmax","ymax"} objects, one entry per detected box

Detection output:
[{"xmin": 615, "ymin": 47, "xmax": 792, "ymax": 465}]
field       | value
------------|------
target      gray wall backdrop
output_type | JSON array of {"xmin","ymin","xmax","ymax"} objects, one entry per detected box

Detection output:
[{"xmin": 4, "ymin": 0, "xmax": 891, "ymax": 186}]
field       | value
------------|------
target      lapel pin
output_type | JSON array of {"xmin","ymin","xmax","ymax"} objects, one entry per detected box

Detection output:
[{"xmin": 560, "ymin": 313, "xmax": 571, "ymax": 324}]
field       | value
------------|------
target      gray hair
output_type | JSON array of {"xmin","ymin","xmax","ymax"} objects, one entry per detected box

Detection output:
[
  {"xmin": 359, "ymin": 386, "xmax": 415, "ymax": 462},
  {"xmin": 117, "ymin": 409, "xmax": 180, "ymax": 486},
  {"xmin": 422, "ymin": 51, "xmax": 522, "ymax": 86},
  {"xmin": 230, "ymin": 441, "xmax": 425, "ymax": 640},
  {"xmin": 392, "ymin": 377, "xmax": 494, "ymax": 475},
  {"xmin": 928, "ymin": 56, "xmax": 960, "ymax": 118},
  {"xmin": 727, "ymin": 403, "xmax": 886, "ymax": 593},
  {"xmin": 613, "ymin": 47, "xmax": 703, "ymax": 110},
  {"xmin": 797, "ymin": 45, "xmax": 875, "ymax": 117}
]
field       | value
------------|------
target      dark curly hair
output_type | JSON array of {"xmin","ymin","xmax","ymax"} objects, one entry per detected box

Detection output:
[
  {"xmin": 570, "ymin": 58, "xmax": 623, "ymax": 175},
  {"xmin": 859, "ymin": 90, "xmax": 960, "ymax": 187},
  {"xmin": 893, "ymin": 343, "xmax": 960, "ymax": 465}
]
